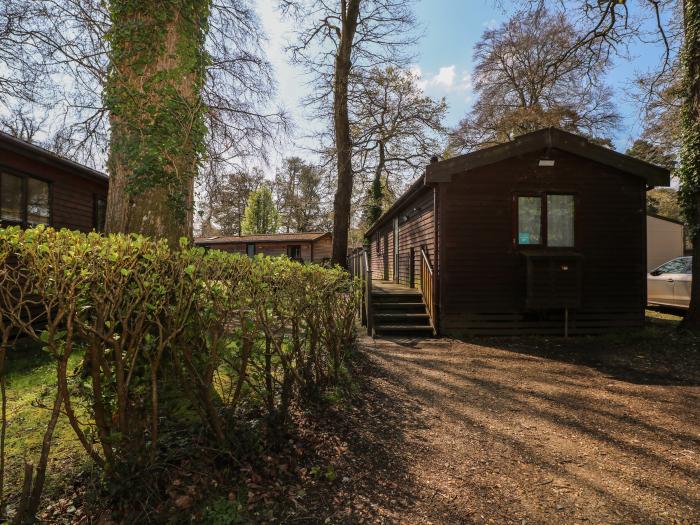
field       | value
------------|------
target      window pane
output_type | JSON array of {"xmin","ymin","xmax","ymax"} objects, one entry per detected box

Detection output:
[
  {"xmin": 1, "ymin": 173, "xmax": 23, "ymax": 222},
  {"xmin": 518, "ymin": 196, "xmax": 541, "ymax": 244},
  {"xmin": 27, "ymin": 178, "xmax": 50, "ymax": 225},
  {"xmin": 547, "ymin": 194, "xmax": 574, "ymax": 247},
  {"xmin": 95, "ymin": 198, "xmax": 107, "ymax": 232},
  {"xmin": 656, "ymin": 257, "xmax": 689, "ymax": 274}
]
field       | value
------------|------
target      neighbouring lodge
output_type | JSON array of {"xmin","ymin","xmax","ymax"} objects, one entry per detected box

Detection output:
[
  {"xmin": 364, "ymin": 128, "xmax": 671, "ymax": 336},
  {"xmin": 195, "ymin": 232, "xmax": 332, "ymax": 263},
  {"xmin": 0, "ymin": 131, "xmax": 109, "ymax": 232}
]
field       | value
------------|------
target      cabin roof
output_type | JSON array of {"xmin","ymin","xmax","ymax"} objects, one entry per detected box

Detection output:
[
  {"xmin": 426, "ymin": 127, "xmax": 670, "ymax": 186},
  {"xmin": 0, "ymin": 130, "xmax": 108, "ymax": 183},
  {"xmin": 366, "ymin": 127, "xmax": 671, "ymax": 238},
  {"xmin": 195, "ymin": 232, "xmax": 331, "ymax": 245}
]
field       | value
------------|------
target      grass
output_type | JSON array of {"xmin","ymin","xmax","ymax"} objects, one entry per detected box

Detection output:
[{"xmin": 3, "ymin": 338, "xmax": 89, "ymax": 506}]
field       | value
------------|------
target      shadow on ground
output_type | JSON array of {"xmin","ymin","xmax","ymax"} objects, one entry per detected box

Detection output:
[{"xmin": 297, "ymin": 328, "xmax": 700, "ymax": 524}]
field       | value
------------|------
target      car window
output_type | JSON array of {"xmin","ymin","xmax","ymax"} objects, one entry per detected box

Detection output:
[
  {"xmin": 655, "ymin": 258, "xmax": 689, "ymax": 274},
  {"xmin": 683, "ymin": 257, "xmax": 693, "ymax": 274}
]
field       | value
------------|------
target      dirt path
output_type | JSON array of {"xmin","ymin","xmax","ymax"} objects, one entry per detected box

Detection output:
[{"xmin": 303, "ymin": 335, "xmax": 700, "ymax": 524}]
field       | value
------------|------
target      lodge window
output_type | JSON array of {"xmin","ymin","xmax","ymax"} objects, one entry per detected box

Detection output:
[
  {"xmin": 94, "ymin": 196, "xmax": 107, "ymax": 232},
  {"xmin": 1, "ymin": 172, "xmax": 51, "ymax": 227},
  {"xmin": 516, "ymin": 193, "xmax": 575, "ymax": 248},
  {"xmin": 287, "ymin": 245, "xmax": 302, "ymax": 260},
  {"xmin": 246, "ymin": 243, "xmax": 255, "ymax": 257}
]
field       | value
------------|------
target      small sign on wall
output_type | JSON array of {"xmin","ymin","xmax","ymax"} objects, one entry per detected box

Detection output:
[{"xmin": 518, "ymin": 232, "xmax": 531, "ymax": 244}]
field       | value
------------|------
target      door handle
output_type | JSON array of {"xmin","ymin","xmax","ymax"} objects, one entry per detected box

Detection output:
[{"xmin": 666, "ymin": 279, "xmax": 675, "ymax": 282}]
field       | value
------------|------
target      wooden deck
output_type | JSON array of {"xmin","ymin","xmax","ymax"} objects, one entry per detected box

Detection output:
[{"xmin": 371, "ymin": 280, "xmax": 419, "ymax": 295}]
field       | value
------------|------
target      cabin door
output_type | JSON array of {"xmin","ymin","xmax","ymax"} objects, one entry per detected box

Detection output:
[
  {"xmin": 393, "ymin": 217, "xmax": 399, "ymax": 282},
  {"xmin": 383, "ymin": 234, "xmax": 389, "ymax": 280}
]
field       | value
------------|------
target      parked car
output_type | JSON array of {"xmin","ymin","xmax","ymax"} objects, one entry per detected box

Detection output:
[{"xmin": 648, "ymin": 256, "xmax": 692, "ymax": 308}]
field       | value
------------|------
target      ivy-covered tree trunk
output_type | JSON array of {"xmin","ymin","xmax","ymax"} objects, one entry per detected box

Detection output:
[
  {"xmin": 105, "ymin": 0, "xmax": 210, "ymax": 246},
  {"xmin": 679, "ymin": 0, "xmax": 700, "ymax": 330}
]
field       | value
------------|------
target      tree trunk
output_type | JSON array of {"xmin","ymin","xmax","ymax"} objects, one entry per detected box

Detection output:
[
  {"xmin": 105, "ymin": 1, "xmax": 210, "ymax": 247},
  {"xmin": 679, "ymin": 0, "xmax": 700, "ymax": 330},
  {"xmin": 330, "ymin": 0, "xmax": 362, "ymax": 268}
]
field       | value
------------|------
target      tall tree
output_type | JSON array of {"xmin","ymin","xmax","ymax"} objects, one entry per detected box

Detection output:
[
  {"xmin": 450, "ymin": 7, "xmax": 620, "ymax": 152},
  {"xmin": 282, "ymin": 0, "xmax": 418, "ymax": 267},
  {"xmin": 241, "ymin": 185, "xmax": 280, "ymax": 235},
  {"xmin": 209, "ymin": 167, "xmax": 265, "ymax": 235},
  {"xmin": 0, "ymin": 0, "xmax": 286, "ymax": 236},
  {"xmin": 678, "ymin": 0, "xmax": 700, "ymax": 329},
  {"xmin": 352, "ymin": 67, "xmax": 448, "ymax": 226},
  {"xmin": 104, "ymin": 0, "xmax": 211, "ymax": 245},
  {"xmin": 274, "ymin": 157, "xmax": 326, "ymax": 232}
]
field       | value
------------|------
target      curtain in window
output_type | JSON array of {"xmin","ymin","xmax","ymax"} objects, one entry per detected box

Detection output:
[
  {"xmin": 1, "ymin": 173, "xmax": 23, "ymax": 222},
  {"xmin": 547, "ymin": 195, "xmax": 574, "ymax": 247},
  {"xmin": 518, "ymin": 196, "xmax": 541, "ymax": 244}
]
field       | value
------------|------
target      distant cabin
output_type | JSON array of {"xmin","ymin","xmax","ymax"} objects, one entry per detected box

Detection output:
[
  {"xmin": 195, "ymin": 232, "xmax": 332, "ymax": 264},
  {"xmin": 361, "ymin": 128, "xmax": 670, "ymax": 336},
  {"xmin": 646, "ymin": 213, "xmax": 684, "ymax": 271},
  {"xmin": 0, "ymin": 131, "xmax": 108, "ymax": 232}
]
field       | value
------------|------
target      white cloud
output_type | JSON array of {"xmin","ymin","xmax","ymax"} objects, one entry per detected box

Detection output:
[
  {"xmin": 432, "ymin": 65, "xmax": 456, "ymax": 89},
  {"xmin": 412, "ymin": 64, "xmax": 472, "ymax": 94}
]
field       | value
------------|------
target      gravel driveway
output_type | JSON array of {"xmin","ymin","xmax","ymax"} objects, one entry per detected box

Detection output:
[{"xmin": 316, "ymin": 334, "xmax": 700, "ymax": 524}]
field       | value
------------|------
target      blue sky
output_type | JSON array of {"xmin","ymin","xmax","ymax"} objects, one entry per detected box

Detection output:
[{"xmin": 257, "ymin": 0, "xmax": 673, "ymax": 161}]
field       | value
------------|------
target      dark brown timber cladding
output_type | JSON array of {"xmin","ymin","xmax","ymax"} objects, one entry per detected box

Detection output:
[
  {"xmin": 0, "ymin": 134, "xmax": 108, "ymax": 232},
  {"xmin": 438, "ymin": 148, "xmax": 646, "ymax": 335},
  {"xmin": 396, "ymin": 191, "xmax": 435, "ymax": 288}
]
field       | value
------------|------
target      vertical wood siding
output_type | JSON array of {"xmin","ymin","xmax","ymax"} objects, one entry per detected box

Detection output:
[
  {"xmin": 438, "ymin": 148, "xmax": 647, "ymax": 335},
  {"xmin": 369, "ymin": 188, "xmax": 435, "ymax": 286},
  {"xmin": 1, "ymin": 148, "xmax": 108, "ymax": 232}
]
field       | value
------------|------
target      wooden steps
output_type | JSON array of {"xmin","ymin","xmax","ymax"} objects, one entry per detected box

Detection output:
[{"xmin": 372, "ymin": 286, "xmax": 434, "ymax": 336}]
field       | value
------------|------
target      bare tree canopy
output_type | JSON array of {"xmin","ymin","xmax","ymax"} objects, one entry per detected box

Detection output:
[
  {"xmin": 0, "ymin": 0, "xmax": 287, "ymax": 171},
  {"xmin": 351, "ymin": 67, "xmax": 447, "ymax": 226},
  {"xmin": 450, "ymin": 7, "xmax": 621, "ymax": 152},
  {"xmin": 281, "ymin": 0, "xmax": 419, "ymax": 266}
]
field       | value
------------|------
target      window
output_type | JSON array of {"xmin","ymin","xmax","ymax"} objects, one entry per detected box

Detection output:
[
  {"xmin": 516, "ymin": 193, "xmax": 575, "ymax": 248},
  {"xmin": 27, "ymin": 178, "xmax": 50, "ymax": 226},
  {"xmin": 653, "ymin": 257, "xmax": 691, "ymax": 275},
  {"xmin": 287, "ymin": 245, "xmax": 302, "ymax": 260},
  {"xmin": 517, "ymin": 196, "xmax": 542, "ymax": 245},
  {"xmin": 246, "ymin": 243, "xmax": 255, "ymax": 257},
  {"xmin": 1, "ymin": 172, "xmax": 51, "ymax": 226},
  {"xmin": 1, "ymin": 173, "xmax": 23, "ymax": 222},
  {"xmin": 94, "ymin": 196, "xmax": 107, "ymax": 232},
  {"xmin": 547, "ymin": 195, "xmax": 574, "ymax": 247}
]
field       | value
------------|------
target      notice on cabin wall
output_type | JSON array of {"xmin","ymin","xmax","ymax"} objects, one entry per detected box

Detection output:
[{"xmin": 518, "ymin": 232, "xmax": 531, "ymax": 244}]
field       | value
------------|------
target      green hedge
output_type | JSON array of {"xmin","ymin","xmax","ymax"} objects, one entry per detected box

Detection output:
[{"xmin": 0, "ymin": 226, "xmax": 359, "ymax": 494}]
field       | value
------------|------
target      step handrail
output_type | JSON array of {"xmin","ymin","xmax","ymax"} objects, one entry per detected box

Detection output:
[
  {"xmin": 363, "ymin": 249, "xmax": 373, "ymax": 336},
  {"xmin": 420, "ymin": 247, "xmax": 435, "ymax": 334}
]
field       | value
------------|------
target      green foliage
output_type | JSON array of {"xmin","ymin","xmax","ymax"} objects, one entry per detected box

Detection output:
[
  {"xmin": 241, "ymin": 186, "xmax": 280, "ymax": 235},
  {"xmin": 0, "ymin": 226, "xmax": 359, "ymax": 504},
  {"xmin": 678, "ymin": 1, "xmax": 700, "ymax": 235}
]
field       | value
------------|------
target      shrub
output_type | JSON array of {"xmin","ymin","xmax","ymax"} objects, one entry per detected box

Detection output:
[{"xmin": 0, "ymin": 226, "xmax": 359, "ymax": 520}]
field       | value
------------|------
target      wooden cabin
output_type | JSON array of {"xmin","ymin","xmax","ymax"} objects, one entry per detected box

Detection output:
[
  {"xmin": 195, "ymin": 232, "xmax": 332, "ymax": 263},
  {"xmin": 360, "ymin": 128, "xmax": 670, "ymax": 336},
  {"xmin": 0, "ymin": 131, "xmax": 108, "ymax": 232}
]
